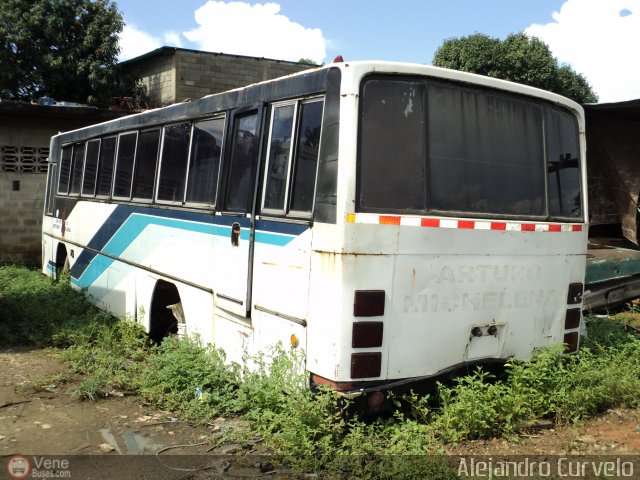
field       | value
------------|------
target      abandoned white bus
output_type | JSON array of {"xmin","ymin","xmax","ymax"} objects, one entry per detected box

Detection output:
[{"xmin": 42, "ymin": 61, "xmax": 587, "ymax": 409}]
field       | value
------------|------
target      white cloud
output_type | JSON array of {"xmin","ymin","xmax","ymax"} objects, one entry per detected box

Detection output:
[
  {"xmin": 525, "ymin": 0, "xmax": 640, "ymax": 102},
  {"xmin": 183, "ymin": 1, "xmax": 326, "ymax": 64},
  {"xmin": 119, "ymin": 24, "xmax": 161, "ymax": 61},
  {"xmin": 164, "ymin": 31, "xmax": 184, "ymax": 49},
  {"xmin": 119, "ymin": 25, "xmax": 184, "ymax": 62}
]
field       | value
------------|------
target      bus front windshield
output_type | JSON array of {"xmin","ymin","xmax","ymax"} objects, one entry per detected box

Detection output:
[{"xmin": 358, "ymin": 76, "xmax": 582, "ymax": 221}]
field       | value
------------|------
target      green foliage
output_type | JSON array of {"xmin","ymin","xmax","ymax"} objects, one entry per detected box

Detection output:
[
  {"xmin": 433, "ymin": 32, "xmax": 598, "ymax": 103},
  {"xmin": 138, "ymin": 335, "xmax": 238, "ymax": 418},
  {"xmin": 61, "ymin": 318, "xmax": 151, "ymax": 395},
  {"xmin": 0, "ymin": 265, "xmax": 111, "ymax": 347},
  {"xmin": 6, "ymin": 267, "xmax": 640, "ymax": 478},
  {"xmin": 0, "ymin": 0, "xmax": 125, "ymax": 106}
]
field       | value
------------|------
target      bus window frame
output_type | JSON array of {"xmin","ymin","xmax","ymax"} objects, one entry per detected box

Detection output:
[
  {"xmin": 68, "ymin": 141, "xmax": 87, "ymax": 197},
  {"xmin": 260, "ymin": 96, "xmax": 324, "ymax": 220},
  {"xmin": 45, "ymin": 162, "xmax": 58, "ymax": 215},
  {"xmin": 220, "ymin": 105, "xmax": 264, "ymax": 215},
  {"xmin": 356, "ymin": 74, "xmax": 583, "ymax": 223},
  {"xmin": 57, "ymin": 143, "xmax": 74, "ymax": 195},
  {"xmin": 286, "ymin": 96, "xmax": 325, "ymax": 220},
  {"xmin": 81, "ymin": 138, "xmax": 102, "ymax": 198},
  {"xmin": 261, "ymin": 99, "xmax": 298, "ymax": 216},
  {"xmin": 155, "ymin": 121, "xmax": 193, "ymax": 207},
  {"xmin": 131, "ymin": 127, "xmax": 161, "ymax": 204},
  {"xmin": 183, "ymin": 114, "xmax": 227, "ymax": 210},
  {"xmin": 95, "ymin": 135, "xmax": 118, "ymax": 200},
  {"xmin": 112, "ymin": 130, "xmax": 139, "ymax": 201}
]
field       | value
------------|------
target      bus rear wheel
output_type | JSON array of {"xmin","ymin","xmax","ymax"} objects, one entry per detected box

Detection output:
[{"xmin": 149, "ymin": 280, "xmax": 181, "ymax": 343}]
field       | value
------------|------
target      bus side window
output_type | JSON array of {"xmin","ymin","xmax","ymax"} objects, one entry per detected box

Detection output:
[
  {"xmin": 96, "ymin": 136, "xmax": 116, "ymax": 197},
  {"xmin": 45, "ymin": 163, "xmax": 57, "ymax": 214},
  {"xmin": 262, "ymin": 98, "xmax": 324, "ymax": 216},
  {"xmin": 82, "ymin": 139, "xmax": 101, "ymax": 197},
  {"xmin": 113, "ymin": 132, "xmax": 138, "ymax": 199},
  {"xmin": 263, "ymin": 103, "xmax": 295, "ymax": 212},
  {"xmin": 186, "ymin": 117, "xmax": 225, "ymax": 205},
  {"xmin": 132, "ymin": 129, "xmax": 160, "ymax": 200},
  {"xmin": 57, "ymin": 145, "xmax": 73, "ymax": 194},
  {"xmin": 158, "ymin": 123, "xmax": 191, "ymax": 203},
  {"xmin": 69, "ymin": 143, "xmax": 86, "ymax": 195},
  {"xmin": 225, "ymin": 113, "xmax": 259, "ymax": 212},
  {"xmin": 290, "ymin": 100, "xmax": 323, "ymax": 213}
]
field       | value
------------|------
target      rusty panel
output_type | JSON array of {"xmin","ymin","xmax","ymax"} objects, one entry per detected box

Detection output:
[{"xmin": 586, "ymin": 105, "xmax": 640, "ymax": 245}]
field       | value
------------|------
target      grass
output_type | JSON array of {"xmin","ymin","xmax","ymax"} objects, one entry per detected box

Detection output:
[{"xmin": 3, "ymin": 265, "xmax": 640, "ymax": 478}]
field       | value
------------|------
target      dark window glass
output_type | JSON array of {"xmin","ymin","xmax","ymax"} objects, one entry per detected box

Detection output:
[
  {"xmin": 82, "ymin": 139, "xmax": 100, "ymax": 196},
  {"xmin": 428, "ymin": 84, "xmax": 545, "ymax": 215},
  {"xmin": 264, "ymin": 104, "xmax": 295, "ymax": 211},
  {"xmin": 132, "ymin": 129, "xmax": 160, "ymax": 199},
  {"xmin": 69, "ymin": 143, "xmax": 85, "ymax": 195},
  {"xmin": 226, "ymin": 113, "xmax": 258, "ymax": 212},
  {"xmin": 113, "ymin": 132, "xmax": 137, "ymax": 198},
  {"xmin": 290, "ymin": 100, "xmax": 323, "ymax": 212},
  {"xmin": 45, "ymin": 163, "xmax": 57, "ymax": 214},
  {"xmin": 58, "ymin": 145, "xmax": 73, "ymax": 194},
  {"xmin": 96, "ymin": 137, "xmax": 116, "ymax": 196},
  {"xmin": 158, "ymin": 123, "xmax": 191, "ymax": 202},
  {"xmin": 359, "ymin": 79, "xmax": 427, "ymax": 211},
  {"xmin": 546, "ymin": 108, "xmax": 582, "ymax": 219},
  {"xmin": 186, "ymin": 117, "xmax": 225, "ymax": 204}
]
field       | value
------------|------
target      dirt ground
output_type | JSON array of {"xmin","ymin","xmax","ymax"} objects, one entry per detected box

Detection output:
[
  {"xmin": 0, "ymin": 348, "xmax": 274, "ymax": 479},
  {"xmin": 2, "ymin": 348, "xmax": 640, "ymax": 477}
]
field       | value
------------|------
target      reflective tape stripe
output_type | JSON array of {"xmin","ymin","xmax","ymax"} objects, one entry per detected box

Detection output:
[{"xmin": 347, "ymin": 213, "xmax": 584, "ymax": 232}]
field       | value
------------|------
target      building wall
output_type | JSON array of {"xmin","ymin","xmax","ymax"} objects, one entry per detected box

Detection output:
[
  {"xmin": 175, "ymin": 50, "xmax": 312, "ymax": 103},
  {"xmin": 0, "ymin": 104, "xmax": 128, "ymax": 266},
  {"xmin": 131, "ymin": 53, "xmax": 177, "ymax": 108}
]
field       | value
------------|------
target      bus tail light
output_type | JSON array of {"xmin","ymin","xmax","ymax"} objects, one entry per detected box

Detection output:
[
  {"xmin": 354, "ymin": 290, "xmax": 385, "ymax": 317},
  {"xmin": 352, "ymin": 322, "xmax": 383, "ymax": 348},
  {"xmin": 351, "ymin": 352, "xmax": 382, "ymax": 379},
  {"xmin": 567, "ymin": 283, "xmax": 584, "ymax": 305},
  {"xmin": 564, "ymin": 332, "xmax": 579, "ymax": 353},
  {"xmin": 565, "ymin": 309, "xmax": 581, "ymax": 329}
]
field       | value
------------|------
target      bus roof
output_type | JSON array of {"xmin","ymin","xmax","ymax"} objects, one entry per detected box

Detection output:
[{"xmin": 51, "ymin": 60, "xmax": 583, "ymax": 145}]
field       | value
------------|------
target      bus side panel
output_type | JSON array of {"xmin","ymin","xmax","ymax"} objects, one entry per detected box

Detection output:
[{"xmin": 252, "ymin": 228, "xmax": 312, "ymax": 327}]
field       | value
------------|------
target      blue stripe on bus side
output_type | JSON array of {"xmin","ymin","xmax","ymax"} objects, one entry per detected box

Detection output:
[{"xmin": 69, "ymin": 205, "xmax": 309, "ymax": 288}]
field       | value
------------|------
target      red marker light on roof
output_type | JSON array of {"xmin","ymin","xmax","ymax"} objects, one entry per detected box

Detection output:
[{"xmin": 332, "ymin": 55, "xmax": 344, "ymax": 63}]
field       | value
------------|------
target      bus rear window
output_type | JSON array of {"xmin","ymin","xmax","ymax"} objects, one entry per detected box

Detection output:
[
  {"xmin": 546, "ymin": 107, "xmax": 582, "ymax": 219},
  {"xmin": 358, "ymin": 76, "xmax": 582, "ymax": 221},
  {"xmin": 427, "ymin": 83, "xmax": 544, "ymax": 216},
  {"xmin": 359, "ymin": 79, "xmax": 426, "ymax": 212}
]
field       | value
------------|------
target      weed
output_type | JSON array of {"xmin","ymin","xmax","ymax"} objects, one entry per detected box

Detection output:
[
  {"xmin": 74, "ymin": 376, "xmax": 108, "ymax": 401},
  {"xmin": 138, "ymin": 335, "xmax": 238, "ymax": 419},
  {"xmin": 5, "ymin": 266, "xmax": 640, "ymax": 479},
  {"xmin": 0, "ymin": 266, "xmax": 109, "ymax": 347}
]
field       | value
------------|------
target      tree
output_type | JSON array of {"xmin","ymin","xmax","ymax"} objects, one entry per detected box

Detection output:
[
  {"xmin": 0, "ymin": 0, "xmax": 124, "ymax": 106},
  {"xmin": 433, "ymin": 33, "xmax": 598, "ymax": 104}
]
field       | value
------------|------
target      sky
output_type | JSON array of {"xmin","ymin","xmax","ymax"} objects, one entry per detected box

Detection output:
[{"xmin": 115, "ymin": 0, "xmax": 640, "ymax": 103}]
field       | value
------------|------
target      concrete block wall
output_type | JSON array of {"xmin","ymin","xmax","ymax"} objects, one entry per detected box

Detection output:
[
  {"xmin": 133, "ymin": 54, "xmax": 177, "ymax": 108},
  {"xmin": 0, "ymin": 173, "xmax": 45, "ymax": 265},
  {"xmin": 0, "ymin": 104, "xmax": 129, "ymax": 266},
  {"xmin": 175, "ymin": 51, "xmax": 313, "ymax": 103}
]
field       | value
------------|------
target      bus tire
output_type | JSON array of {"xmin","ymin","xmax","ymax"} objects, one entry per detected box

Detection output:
[{"xmin": 149, "ymin": 280, "xmax": 181, "ymax": 343}]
